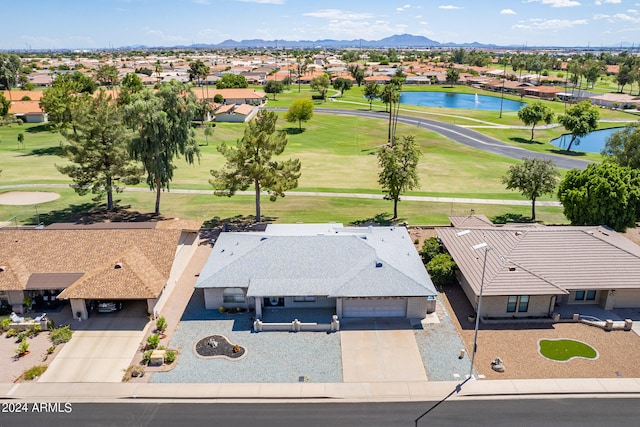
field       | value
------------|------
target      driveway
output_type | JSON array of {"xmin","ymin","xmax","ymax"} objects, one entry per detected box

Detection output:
[
  {"xmin": 38, "ymin": 301, "xmax": 149, "ymax": 383},
  {"xmin": 340, "ymin": 318, "xmax": 428, "ymax": 382}
]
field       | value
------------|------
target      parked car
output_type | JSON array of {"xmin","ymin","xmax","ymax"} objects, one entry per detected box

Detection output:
[{"xmin": 96, "ymin": 301, "xmax": 123, "ymax": 313}]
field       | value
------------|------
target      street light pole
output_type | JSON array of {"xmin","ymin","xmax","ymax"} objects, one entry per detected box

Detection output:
[{"xmin": 469, "ymin": 243, "xmax": 490, "ymax": 379}]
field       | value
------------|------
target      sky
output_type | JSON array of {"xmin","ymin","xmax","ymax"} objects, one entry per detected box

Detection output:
[{"xmin": 2, "ymin": 0, "xmax": 640, "ymax": 50}]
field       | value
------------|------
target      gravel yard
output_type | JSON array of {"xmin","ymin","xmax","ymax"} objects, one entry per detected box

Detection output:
[{"xmin": 442, "ymin": 284, "xmax": 640, "ymax": 380}]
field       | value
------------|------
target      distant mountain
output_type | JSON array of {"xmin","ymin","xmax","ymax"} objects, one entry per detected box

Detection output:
[{"xmin": 207, "ymin": 34, "xmax": 441, "ymax": 49}]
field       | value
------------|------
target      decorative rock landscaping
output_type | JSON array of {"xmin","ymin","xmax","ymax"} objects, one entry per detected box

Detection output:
[{"xmin": 195, "ymin": 334, "xmax": 246, "ymax": 360}]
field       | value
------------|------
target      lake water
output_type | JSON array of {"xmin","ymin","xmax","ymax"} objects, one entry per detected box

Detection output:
[
  {"xmin": 400, "ymin": 91, "xmax": 525, "ymax": 111},
  {"xmin": 550, "ymin": 127, "xmax": 623, "ymax": 153}
]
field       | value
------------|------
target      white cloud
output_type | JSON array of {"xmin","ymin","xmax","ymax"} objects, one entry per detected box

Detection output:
[
  {"xmin": 304, "ymin": 9, "xmax": 375, "ymax": 20},
  {"xmin": 192, "ymin": 0, "xmax": 210, "ymax": 4},
  {"xmin": 594, "ymin": 0, "xmax": 621, "ymax": 4},
  {"xmin": 419, "ymin": 21, "xmax": 428, "ymax": 25},
  {"xmin": 593, "ymin": 12, "xmax": 640, "ymax": 23},
  {"xmin": 513, "ymin": 18, "xmax": 588, "ymax": 30},
  {"xmin": 629, "ymin": 9, "xmax": 639, "ymax": 14},
  {"xmin": 236, "ymin": 0, "xmax": 285, "ymax": 4},
  {"xmin": 397, "ymin": 4, "xmax": 411, "ymax": 12},
  {"xmin": 525, "ymin": 0, "xmax": 581, "ymax": 7},
  {"xmin": 500, "ymin": 9, "xmax": 516, "ymax": 15},
  {"xmin": 142, "ymin": 27, "xmax": 190, "ymax": 43},
  {"xmin": 439, "ymin": 5, "xmax": 463, "ymax": 10}
]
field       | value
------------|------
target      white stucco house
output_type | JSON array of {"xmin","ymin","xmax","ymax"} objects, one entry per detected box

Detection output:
[{"xmin": 195, "ymin": 224, "xmax": 438, "ymax": 319}]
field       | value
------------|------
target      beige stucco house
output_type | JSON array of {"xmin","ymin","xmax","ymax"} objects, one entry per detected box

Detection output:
[{"xmin": 437, "ymin": 217, "xmax": 640, "ymax": 319}]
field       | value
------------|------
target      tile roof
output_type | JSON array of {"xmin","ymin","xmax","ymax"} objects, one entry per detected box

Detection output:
[
  {"xmin": 0, "ymin": 229, "xmax": 182, "ymax": 299},
  {"xmin": 437, "ymin": 225, "xmax": 640, "ymax": 298},
  {"xmin": 196, "ymin": 224, "xmax": 436, "ymax": 298}
]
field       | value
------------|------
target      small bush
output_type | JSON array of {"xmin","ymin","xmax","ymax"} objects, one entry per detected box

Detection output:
[
  {"xmin": 218, "ymin": 306, "xmax": 226, "ymax": 313},
  {"xmin": 32, "ymin": 324, "xmax": 42, "ymax": 335},
  {"xmin": 6, "ymin": 328, "xmax": 18, "ymax": 338},
  {"xmin": 146, "ymin": 334, "xmax": 160, "ymax": 350},
  {"xmin": 232, "ymin": 344, "xmax": 240, "ymax": 353},
  {"xmin": 165, "ymin": 349, "xmax": 176, "ymax": 364},
  {"xmin": 1, "ymin": 318, "xmax": 11, "ymax": 331},
  {"xmin": 155, "ymin": 316, "xmax": 167, "ymax": 333},
  {"xmin": 23, "ymin": 365, "xmax": 47, "ymax": 381},
  {"xmin": 420, "ymin": 237, "xmax": 442, "ymax": 264},
  {"xmin": 47, "ymin": 346, "xmax": 56, "ymax": 354},
  {"xmin": 16, "ymin": 331, "xmax": 26, "ymax": 341},
  {"xmin": 426, "ymin": 253, "xmax": 457, "ymax": 287},
  {"xmin": 142, "ymin": 350, "xmax": 153, "ymax": 365},
  {"xmin": 16, "ymin": 337, "xmax": 29, "ymax": 356},
  {"xmin": 50, "ymin": 325, "xmax": 73, "ymax": 344},
  {"xmin": 46, "ymin": 319, "xmax": 54, "ymax": 330}
]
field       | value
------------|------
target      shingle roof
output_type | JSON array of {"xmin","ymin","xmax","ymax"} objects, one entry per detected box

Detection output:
[
  {"xmin": 0, "ymin": 229, "xmax": 182, "ymax": 299},
  {"xmin": 437, "ymin": 226, "xmax": 640, "ymax": 297},
  {"xmin": 195, "ymin": 225, "xmax": 436, "ymax": 298}
]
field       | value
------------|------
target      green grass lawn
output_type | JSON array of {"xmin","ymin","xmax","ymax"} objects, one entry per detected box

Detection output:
[{"xmin": 538, "ymin": 339, "xmax": 598, "ymax": 361}]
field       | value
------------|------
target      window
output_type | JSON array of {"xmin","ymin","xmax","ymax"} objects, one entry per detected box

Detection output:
[
  {"xmin": 575, "ymin": 290, "xmax": 585, "ymax": 301},
  {"xmin": 586, "ymin": 290, "xmax": 597, "ymax": 301},
  {"xmin": 293, "ymin": 296, "xmax": 316, "ymax": 303},
  {"xmin": 507, "ymin": 295, "xmax": 529, "ymax": 313},
  {"xmin": 223, "ymin": 288, "xmax": 245, "ymax": 303}
]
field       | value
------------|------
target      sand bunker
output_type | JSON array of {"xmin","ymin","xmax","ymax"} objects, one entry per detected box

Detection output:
[{"xmin": 0, "ymin": 191, "xmax": 60, "ymax": 205}]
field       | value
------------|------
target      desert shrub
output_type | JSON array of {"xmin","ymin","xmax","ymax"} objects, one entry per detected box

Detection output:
[
  {"xmin": 142, "ymin": 350, "xmax": 153, "ymax": 365},
  {"xmin": 1, "ymin": 318, "xmax": 11, "ymax": 331},
  {"xmin": 6, "ymin": 328, "xmax": 18, "ymax": 338},
  {"xmin": 16, "ymin": 337, "xmax": 29, "ymax": 355},
  {"xmin": 23, "ymin": 365, "xmax": 47, "ymax": 381},
  {"xmin": 50, "ymin": 325, "xmax": 73, "ymax": 344},
  {"xmin": 426, "ymin": 253, "xmax": 457, "ymax": 287},
  {"xmin": 146, "ymin": 334, "xmax": 160, "ymax": 350},
  {"xmin": 165, "ymin": 349, "xmax": 176, "ymax": 364},
  {"xmin": 47, "ymin": 346, "xmax": 56, "ymax": 354},
  {"xmin": 155, "ymin": 316, "xmax": 167, "ymax": 333}
]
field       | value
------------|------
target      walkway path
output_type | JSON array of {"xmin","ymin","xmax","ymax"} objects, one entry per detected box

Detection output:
[{"xmin": 0, "ymin": 184, "xmax": 562, "ymax": 207}]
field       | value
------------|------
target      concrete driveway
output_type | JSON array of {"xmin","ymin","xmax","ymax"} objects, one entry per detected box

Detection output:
[
  {"xmin": 39, "ymin": 301, "xmax": 149, "ymax": 383},
  {"xmin": 340, "ymin": 318, "xmax": 428, "ymax": 382}
]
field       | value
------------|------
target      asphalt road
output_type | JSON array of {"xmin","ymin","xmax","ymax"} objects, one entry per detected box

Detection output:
[
  {"xmin": 284, "ymin": 107, "xmax": 592, "ymax": 170},
  {"xmin": 2, "ymin": 398, "xmax": 639, "ymax": 427}
]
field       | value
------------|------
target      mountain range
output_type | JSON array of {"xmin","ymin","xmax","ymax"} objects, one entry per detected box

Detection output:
[{"xmin": 187, "ymin": 34, "xmax": 496, "ymax": 49}]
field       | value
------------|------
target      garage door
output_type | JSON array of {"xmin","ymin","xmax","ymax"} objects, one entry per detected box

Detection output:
[
  {"xmin": 614, "ymin": 290, "xmax": 640, "ymax": 308},
  {"xmin": 342, "ymin": 298, "xmax": 407, "ymax": 318}
]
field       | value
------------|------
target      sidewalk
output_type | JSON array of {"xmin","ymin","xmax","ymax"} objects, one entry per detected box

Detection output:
[{"xmin": 2, "ymin": 378, "xmax": 640, "ymax": 402}]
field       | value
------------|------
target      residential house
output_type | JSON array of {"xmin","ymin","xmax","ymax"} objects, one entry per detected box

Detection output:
[
  {"xmin": 0, "ymin": 221, "xmax": 201, "ymax": 319},
  {"xmin": 214, "ymin": 103, "xmax": 259, "ymax": 122},
  {"xmin": 195, "ymin": 224, "xmax": 437, "ymax": 320},
  {"xmin": 437, "ymin": 218, "xmax": 640, "ymax": 319}
]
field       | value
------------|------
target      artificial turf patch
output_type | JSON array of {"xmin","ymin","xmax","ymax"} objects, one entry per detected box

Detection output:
[{"xmin": 538, "ymin": 339, "xmax": 598, "ymax": 361}]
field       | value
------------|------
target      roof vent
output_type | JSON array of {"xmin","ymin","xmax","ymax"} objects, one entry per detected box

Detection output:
[
  {"xmin": 260, "ymin": 237, "xmax": 268, "ymax": 241},
  {"xmin": 114, "ymin": 263, "xmax": 123, "ymax": 269},
  {"xmin": 515, "ymin": 231, "xmax": 523, "ymax": 236},
  {"xmin": 0, "ymin": 266, "xmax": 5, "ymax": 272},
  {"xmin": 508, "ymin": 267, "xmax": 516, "ymax": 272},
  {"xmin": 375, "ymin": 261, "xmax": 383, "ymax": 268}
]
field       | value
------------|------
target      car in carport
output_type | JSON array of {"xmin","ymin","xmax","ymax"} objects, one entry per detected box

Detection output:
[{"xmin": 95, "ymin": 301, "xmax": 123, "ymax": 313}]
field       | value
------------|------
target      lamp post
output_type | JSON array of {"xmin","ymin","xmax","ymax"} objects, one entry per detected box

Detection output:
[{"xmin": 469, "ymin": 242, "xmax": 490, "ymax": 379}]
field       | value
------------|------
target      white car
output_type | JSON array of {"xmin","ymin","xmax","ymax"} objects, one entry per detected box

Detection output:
[{"xmin": 96, "ymin": 301, "xmax": 123, "ymax": 313}]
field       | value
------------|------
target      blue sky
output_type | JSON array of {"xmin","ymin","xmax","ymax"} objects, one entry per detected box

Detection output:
[{"xmin": 2, "ymin": 0, "xmax": 639, "ymax": 49}]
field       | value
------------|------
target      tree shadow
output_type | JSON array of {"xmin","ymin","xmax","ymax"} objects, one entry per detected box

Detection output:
[
  {"xmin": 350, "ymin": 212, "xmax": 399, "ymax": 226},
  {"xmin": 509, "ymin": 137, "xmax": 543, "ymax": 146},
  {"xmin": 491, "ymin": 212, "xmax": 534, "ymax": 224},
  {"xmin": 203, "ymin": 214, "xmax": 276, "ymax": 231},
  {"xmin": 24, "ymin": 124, "xmax": 53, "ymax": 133},
  {"xmin": 284, "ymin": 127, "xmax": 304, "ymax": 135},
  {"xmin": 19, "ymin": 146, "xmax": 63, "ymax": 157},
  {"xmin": 25, "ymin": 203, "xmax": 164, "ymax": 226},
  {"xmin": 549, "ymin": 148, "xmax": 586, "ymax": 157}
]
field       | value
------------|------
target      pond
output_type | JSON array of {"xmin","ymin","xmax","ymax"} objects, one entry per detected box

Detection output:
[
  {"xmin": 400, "ymin": 91, "xmax": 525, "ymax": 111},
  {"xmin": 550, "ymin": 127, "xmax": 623, "ymax": 153}
]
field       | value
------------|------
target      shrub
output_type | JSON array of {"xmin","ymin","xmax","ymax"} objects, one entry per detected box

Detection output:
[
  {"xmin": 232, "ymin": 344, "xmax": 240, "ymax": 353},
  {"xmin": 142, "ymin": 350, "xmax": 153, "ymax": 365},
  {"xmin": 6, "ymin": 328, "xmax": 18, "ymax": 338},
  {"xmin": 426, "ymin": 253, "xmax": 457, "ymax": 287},
  {"xmin": 218, "ymin": 306, "xmax": 226, "ymax": 313},
  {"xmin": 46, "ymin": 319, "xmax": 54, "ymax": 330},
  {"xmin": 146, "ymin": 334, "xmax": 160, "ymax": 350},
  {"xmin": 165, "ymin": 349, "xmax": 176, "ymax": 364},
  {"xmin": 16, "ymin": 337, "xmax": 29, "ymax": 356},
  {"xmin": 50, "ymin": 325, "xmax": 73, "ymax": 344},
  {"xmin": 23, "ymin": 365, "xmax": 47, "ymax": 381},
  {"xmin": 155, "ymin": 316, "xmax": 167, "ymax": 333},
  {"xmin": 32, "ymin": 324, "xmax": 42, "ymax": 335},
  {"xmin": 47, "ymin": 346, "xmax": 56, "ymax": 354},
  {"xmin": 420, "ymin": 237, "xmax": 442, "ymax": 264},
  {"xmin": 1, "ymin": 318, "xmax": 10, "ymax": 331}
]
